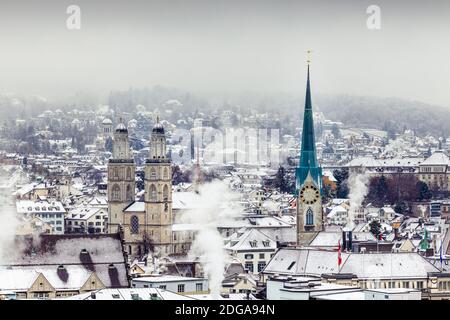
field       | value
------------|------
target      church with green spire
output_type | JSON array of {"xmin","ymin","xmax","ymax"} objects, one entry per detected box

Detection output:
[
  {"xmin": 296, "ymin": 62, "xmax": 324, "ymax": 245},
  {"xmin": 296, "ymin": 64, "xmax": 322, "ymax": 190}
]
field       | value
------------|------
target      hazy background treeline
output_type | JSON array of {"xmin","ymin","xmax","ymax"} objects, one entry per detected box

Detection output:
[{"xmin": 1, "ymin": 87, "xmax": 449, "ymax": 136}]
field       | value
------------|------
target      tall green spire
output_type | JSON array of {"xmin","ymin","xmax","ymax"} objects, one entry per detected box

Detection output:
[{"xmin": 296, "ymin": 64, "xmax": 322, "ymax": 191}]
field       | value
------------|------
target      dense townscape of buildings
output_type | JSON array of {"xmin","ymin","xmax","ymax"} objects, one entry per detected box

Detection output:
[{"xmin": 1, "ymin": 66, "xmax": 450, "ymax": 301}]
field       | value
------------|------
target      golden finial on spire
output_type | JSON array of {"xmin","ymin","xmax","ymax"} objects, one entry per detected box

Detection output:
[{"xmin": 307, "ymin": 50, "xmax": 313, "ymax": 66}]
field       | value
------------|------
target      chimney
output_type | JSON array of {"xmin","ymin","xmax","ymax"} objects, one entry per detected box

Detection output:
[
  {"xmin": 347, "ymin": 231, "xmax": 353, "ymax": 252},
  {"xmin": 394, "ymin": 228, "xmax": 399, "ymax": 240},
  {"xmin": 342, "ymin": 231, "xmax": 347, "ymax": 251}
]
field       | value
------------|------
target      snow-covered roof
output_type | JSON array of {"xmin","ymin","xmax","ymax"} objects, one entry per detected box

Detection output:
[
  {"xmin": 102, "ymin": 118, "xmax": 112, "ymax": 125},
  {"xmin": 309, "ymin": 231, "xmax": 376, "ymax": 247},
  {"xmin": 88, "ymin": 196, "xmax": 108, "ymax": 207},
  {"xmin": 133, "ymin": 275, "xmax": 206, "ymax": 283},
  {"xmin": 264, "ymin": 248, "xmax": 439, "ymax": 279},
  {"xmin": 62, "ymin": 288, "xmax": 193, "ymax": 300},
  {"xmin": 0, "ymin": 269, "xmax": 39, "ymax": 291},
  {"xmin": 172, "ymin": 192, "xmax": 203, "ymax": 210},
  {"xmin": 346, "ymin": 157, "xmax": 381, "ymax": 167},
  {"xmin": 124, "ymin": 201, "xmax": 145, "ymax": 212},
  {"xmin": 3, "ymin": 234, "xmax": 128, "ymax": 288},
  {"xmin": 421, "ymin": 150, "xmax": 449, "ymax": 166},
  {"xmin": 327, "ymin": 205, "xmax": 348, "ymax": 218},
  {"xmin": 246, "ymin": 216, "xmax": 291, "ymax": 228},
  {"xmin": 67, "ymin": 206, "xmax": 106, "ymax": 220},
  {"xmin": 189, "ymin": 293, "xmax": 259, "ymax": 300},
  {"xmin": 16, "ymin": 200, "xmax": 66, "ymax": 214},
  {"xmin": 224, "ymin": 228, "xmax": 276, "ymax": 251}
]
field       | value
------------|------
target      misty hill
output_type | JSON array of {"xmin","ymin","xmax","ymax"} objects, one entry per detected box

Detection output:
[
  {"xmin": 1, "ymin": 87, "xmax": 449, "ymax": 137},
  {"xmin": 314, "ymin": 94, "xmax": 450, "ymax": 137}
]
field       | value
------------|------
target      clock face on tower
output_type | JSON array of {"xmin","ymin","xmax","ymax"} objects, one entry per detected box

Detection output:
[{"xmin": 300, "ymin": 184, "xmax": 320, "ymax": 205}]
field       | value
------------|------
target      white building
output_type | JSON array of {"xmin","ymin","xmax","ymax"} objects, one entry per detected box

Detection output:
[
  {"xmin": 16, "ymin": 200, "xmax": 66, "ymax": 234},
  {"xmin": 131, "ymin": 275, "xmax": 209, "ymax": 295},
  {"xmin": 65, "ymin": 206, "xmax": 108, "ymax": 234},
  {"xmin": 224, "ymin": 228, "xmax": 277, "ymax": 274}
]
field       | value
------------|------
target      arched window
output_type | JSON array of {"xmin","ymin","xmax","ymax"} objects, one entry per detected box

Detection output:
[
  {"xmin": 126, "ymin": 184, "xmax": 133, "ymax": 201},
  {"xmin": 150, "ymin": 184, "xmax": 157, "ymax": 201},
  {"xmin": 126, "ymin": 167, "xmax": 131, "ymax": 180},
  {"xmin": 150, "ymin": 168, "xmax": 157, "ymax": 180},
  {"xmin": 163, "ymin": 168, "xmax": 169, "ymax": 180},
  {"xmin": 113, "ymin": 168, "xmax": 119, "ymax": 179},
  {"xmin": 130, "ymin": 215, "xmax": 139, "ymax": 234},
  {"xmin": 306, "ymin": 208, "xmax": 314, "ymax": 226},
  {"xmin": 163, "ymin": 185, "xmax": 169, "ymax": 201},
  {"xmin": 112, "ymin": 184, "xmax": 120, "ymax": 201}
]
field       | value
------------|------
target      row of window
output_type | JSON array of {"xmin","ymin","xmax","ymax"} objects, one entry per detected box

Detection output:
[
  {"xmin": 361, "ymin": 280, "xmax": 424, "ymax": 290},
  {"xmin": 37, "ymin": 213, "xmax": 63, "ymax": 219},
  {"xmin": 65, "ymin": 227, "xmax": 105, "ymax": 233},
  {"xmin": 438, "ymin": 281, "xmax": 450, "ymax": 291},
  {"xmin": 421, "ymin": 166, "xmax": 446, "ymax": 173},
  {"xmin": 146, "ymin": 184, "xmax": 170, "ymax": 202},
  {"xmin": 173, "ymin": 232, "xmax": 194, "ymax": 241},
  {"xmin": 244, "ymin": 253, "xmax": 273, "ymax": 260},
  {"xmin": 245, "ymin": 261, "xmax": 266, "ymax": 273},
  {"xmin": 177, "ymin": 284, "xmax": 203, "ymax": 292},
  {"xmin": 149, "ymin": 167, "xmax": 170, "ymax": 180},
  {"xmin": 112, "ymin": 167, "xmax": 134, "ymax": 180},
  {"xmin": 421, "ymin": 174, "xmax": 449, "ymax": 180},
  {"xmin": 111, "ymin": 184, "xmax": 134, "ymax": 201},
  {"xmin": 67, "ymin": 221, "xmax": 106, "ymax": 226}
]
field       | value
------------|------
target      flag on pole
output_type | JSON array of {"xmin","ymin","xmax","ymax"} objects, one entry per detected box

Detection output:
[
  {"xmin": 440, "ymin": 241, "xmax": 444, "ymax": 270},
  {"xmin": 338, "ymin": 240, "xmax": 342, "ymax": 268}
]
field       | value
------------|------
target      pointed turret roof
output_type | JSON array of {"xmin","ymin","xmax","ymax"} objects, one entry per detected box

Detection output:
[
  {"xmin": 295, "ymin": 62, "xmax": 322, "ymax": 191},
  {"xmin": 152, "ymin": 115, "xmax": 165, "ymax": 134},
  {"xmin": 299, "ymin": 65, "xmax": 318, "ymax": 168}
]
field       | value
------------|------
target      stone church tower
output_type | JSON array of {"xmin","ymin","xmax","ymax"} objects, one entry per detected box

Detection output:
[
  {"xmin": 296, "ymin": 63, "xmax": 323, "ymax": 245},
  {"xmin": 107, "ymin": 121, "xmax": 136, "ymax": 234},
  {"xmin": 144, "ymin": 119, "xmax": 173, "ymax": 256}
]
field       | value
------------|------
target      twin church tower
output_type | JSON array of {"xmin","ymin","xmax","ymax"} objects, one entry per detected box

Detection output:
[
  {"xmin": 107, "ymin": 60, "xmax": 323, "ymax": 258},
  {"xmin": 108, "ymin": 118, "xmax": 173, "ymax": 258}
]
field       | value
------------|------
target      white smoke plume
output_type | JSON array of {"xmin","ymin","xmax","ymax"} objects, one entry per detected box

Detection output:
[
  {"xmin": 346, "ymin": 172, "xmax": 369, "ymax": 230},
  {"xmin": 0, "ymin": 170, "xmax": 21, "ymax": 264},
  {"xmin": 181, "ymin": 180, "xmax": 242, "ymax": 297},
  {"xmin": 418, "ymin": 204, "xmax": 427, "ymax": 218}
]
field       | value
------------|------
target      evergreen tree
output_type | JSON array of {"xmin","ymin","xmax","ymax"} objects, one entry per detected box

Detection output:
[
  {"xmin": 394, "ymin": 201, "xmax": 408, "ymax": 215},
  {"xmin": 372, "ymin": 175, "xmax": 389, "ymax": 206},
  {"xmin": 417, "ymin": 181, "xmax": 432, "ymax": 201},
  {"xmin": 274, "ymin": 166, "xmax": 290, "ymax": 193},
  {"xmin": 369, "ymin": 220, "xmax": 382, "ymax": 238},
  {"xmin": 333, "ymin": 168, "xmax": 349, "ymax": 198}
]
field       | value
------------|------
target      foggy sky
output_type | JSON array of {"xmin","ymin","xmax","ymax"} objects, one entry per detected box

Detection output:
[{"xmin": 1, "ymin": 0, "xmax": 450, "ymax": 107}]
